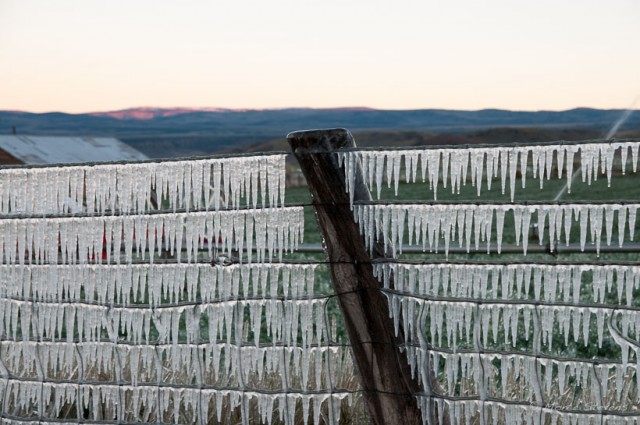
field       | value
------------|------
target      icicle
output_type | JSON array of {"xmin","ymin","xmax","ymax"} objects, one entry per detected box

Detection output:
[
  {"xmin": 470, "ymin": 149, "xmax": 485, "ymax": 196},
  {"xmin": 578, "ymin": 206, "xmax": 589, "ymax": 251},
  {"xmin": 513, "ymin": 206, "xmax": 524, "ymax": 247},
  {"xmin": 581, "ymin": 144, "xmax": 598, "ymax": 185},
  {"xmin": 589, "ymin": 205, "xmax": 604, "ymax": 254},
  {"xmin": 601, "ymin": 144, "xmax": 617, "ymax": 187},
  {"xmin": 391, "ymin": 152, "xmax": 402, "ymax": 196},
  {"xmin": 520, "ymin": 147, "xmax": 529, "ymax": 190},
  {"xmin": 595, "ymin": 308, "xmax": 606, "ymax": 347},
  {"xmin": 632, "ymin": 141, "xmax": 640, "ymax": 173},
  {"xmin": 628, "ymin": 205, "xmax": 637, "ymax": 241},
  {"xmin": 342, "ymin": 142, "xmax": 640, "ymax": 204},
  {"xmin": 509, "ymin": 149, "xmax": 519, "ymax": 202},
  {"xmin": 495, "ymin": 207, "xmax": 506, "ymax": 254}
]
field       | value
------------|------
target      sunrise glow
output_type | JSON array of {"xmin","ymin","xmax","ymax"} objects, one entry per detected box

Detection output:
[{"xmin": 1, "ymin": 0, "xmax": 639, "ymax": 113}]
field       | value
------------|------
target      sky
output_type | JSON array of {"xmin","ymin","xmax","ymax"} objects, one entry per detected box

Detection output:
[{"xmin": 1, "ymin": 0, "xmax": 639, "ymax": 113}]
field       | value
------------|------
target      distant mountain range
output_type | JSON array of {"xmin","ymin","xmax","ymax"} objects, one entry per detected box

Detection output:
[
  {"xmin": 88, "ymin": 106, "xmax": 376, "ymax": 120},
  {"xmin": 1, "ymin": 107, "xmax": 638, "ymax": 158}
]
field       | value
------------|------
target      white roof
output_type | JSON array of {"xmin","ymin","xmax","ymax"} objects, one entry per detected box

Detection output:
[{"xmin": 0, "ymin": 136, "xmax": 148, "ymax": 164}]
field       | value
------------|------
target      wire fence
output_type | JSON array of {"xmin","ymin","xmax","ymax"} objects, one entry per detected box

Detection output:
[
  {"xmin": 0, "ymin": 154, "xmax": 361, "ymax": 425},
  {"xmin": 1, "ymin": 136, "xmax": 640, "ymax": 424},
  {"xmin": 337, "ymin": 138, "xmax": 640, "ymax": 425}
]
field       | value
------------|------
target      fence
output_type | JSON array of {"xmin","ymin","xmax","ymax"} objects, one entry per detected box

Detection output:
[
  {"xmin": 289, "ymin": 129, "xmax": 640, "ymax": 425},
  {"xmin": 0, "ymin": 154, "xmax": 357, "ymax": 424},
  {"xmin": 0, "ymin": 129, "xmax": 639, "ymax": 424}
]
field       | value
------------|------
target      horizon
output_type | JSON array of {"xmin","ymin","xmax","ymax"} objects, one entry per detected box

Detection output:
[
  {"xmin": 5, "ymin": 105, "xmax": 640, "ymax": 117},
  {"xmin": 2, "ymin": 0, "xmax": 639, "ymax": 113}
]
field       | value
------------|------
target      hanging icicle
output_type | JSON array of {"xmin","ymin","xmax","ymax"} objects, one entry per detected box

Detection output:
[
  {"xmin": 0, "ymin": 153, "xmax": 364, "ymax": 425},
  {"xmin": 373, "ymin": 262, "xmax": 640, "ymax": 306},
  {"xmin": 0, "ymin": 259, "xmax": 356, "ymax": 424},
  {"xmin": 356, "ymin": 203, "xmax": 639, "ymax": 257},
  {"xmin": 339, "ymin": 141, "xmax": 640, "ymax": 203},
  {"xmin": 0, "ymin": 154, "xmax": 287, "ymax": 215},
  {"xmin": 0, "ymin": 208, "xmax": 304, "ymax": 265}
]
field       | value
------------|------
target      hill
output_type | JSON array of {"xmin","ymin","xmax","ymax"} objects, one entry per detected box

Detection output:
[
  {"xmin": 237, "ymin": 127, "xmax": 604, "ymax": 154},
  {"xmin": 0, "ymin": 107, "xmax": 637, "ymax": 158}
]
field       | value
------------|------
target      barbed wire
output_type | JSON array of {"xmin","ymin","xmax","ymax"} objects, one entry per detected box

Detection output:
[
  {"xmin": 312, "ymin": 137, "xmax": 640, "ymax": 153},
  {"xmin": 5, "ymin": 283, "xmax": 638, "ymax": 312},
  {"xmin": 0, "ymin": 151, "xmax": 289, "ymax": 171},
  {"xmin": 5, "ymin": 196, "xmax": 640, "ymax": 220},
  {"xmin": 2, "ymin": 141, "xmax": 640, "ymax": 423},
  {"xmin": 0, "ymin": 375, "xmax": 357, "ymax": 395},
  {"xmin": 3, "ymin": 256, "xmax": 640, "ymax": 267},
  {"xmin": 378, "ymin": 287, "xmax": 640, "ymax": 313}
]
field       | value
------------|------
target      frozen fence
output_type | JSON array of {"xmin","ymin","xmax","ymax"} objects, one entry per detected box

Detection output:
[
  {"xmin": 0, "ymin": 154, "xmax": 355, "ymax": 424},
  {"xmin": 339, "ymin": 139, "xmax": 640, "ymax": 202},
  {"xmin": 355, "ymin": 202, "xmax": 639, "ymax": 256},
  {"xmin": 4, "ymin": 132, "xmax": 640, "ymax": 425},
  {"xmin": 338, "ymin": 137, "xmax": 640, "ymax": 424},
  {"xmin": 0, "ymin": 154, "xmax": 287, "ymax": 215}
]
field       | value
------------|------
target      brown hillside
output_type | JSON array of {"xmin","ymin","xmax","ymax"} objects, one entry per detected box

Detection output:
[
  {"xmin": 467, "ymin": 127, "xmax": 601, "ymax": 144},
  {"xmin": 235, "ymin": 127, "xmax": 614, "ymax": 155}
]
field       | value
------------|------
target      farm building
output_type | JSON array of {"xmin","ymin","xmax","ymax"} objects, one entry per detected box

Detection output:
[{"xmin": 0, "ymin": 135, "xmax": 148, "ymax": 165}]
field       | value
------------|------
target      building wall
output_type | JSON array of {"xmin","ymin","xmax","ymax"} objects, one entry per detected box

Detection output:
[{"xmin": 0, "ymin": 148, "xmax": 23, "ymax": 165}]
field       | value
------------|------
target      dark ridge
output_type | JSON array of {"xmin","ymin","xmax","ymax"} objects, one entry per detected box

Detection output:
[{"xmin": 1, "ymin": 108, "xmax": 637, "ymax": 158}]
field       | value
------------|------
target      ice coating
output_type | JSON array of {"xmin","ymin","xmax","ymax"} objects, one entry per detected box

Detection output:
[
  {"xmin": 374, "ymin": 263, "xmax": 640, "ymax": 307},
  {"xmin": 419, "ymin": 398, "xmax": 640, "ymax": 425},
  {"xmin": 0, "ymin": 208, "xmax": 304, "ymax": 265},
  {"xmin": 355, "ymin": 203, "xmax": 639, "ymax": 257},
  {"xmin": 0, "ymin": 154, "xmax": 287, "ymax": 215},
  {"xmin": 374, "ymin": 260, "xmax": 640, "ymax": 423},
  {"xmin": 0, "ymin": 261, "xmax": 355, "ymax": 424},
  {"xmin": 423, "ymin": 351, "xmax": 634, "ymax": 405},
  {"xmin": 339, "ymin": 141, "xmax": 640, "ymax": 202},
  {"xmin": 370, "ymin": 218, "xmax": 640, "ymax": 420},
  {"xmin": 0, "ymin": 154, "xmax": 357, "ymax": 424},
  {"xmin": 347, "ymin": 141, "xmax": 640, "ymax": 423},
  {"xmin": 0, "ymin": 381, "xmax": 351, "ymax": 425}
]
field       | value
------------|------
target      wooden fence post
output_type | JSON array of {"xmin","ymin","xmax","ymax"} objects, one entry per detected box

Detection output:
[{"xmin": 287, "ymin": 128, "xmax": 424, "ymax": 425}]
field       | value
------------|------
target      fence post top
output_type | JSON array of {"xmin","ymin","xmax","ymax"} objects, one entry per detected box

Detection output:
[{"xmin": 287, "ymin": 128, "xmax": 353, "ymax": 144}]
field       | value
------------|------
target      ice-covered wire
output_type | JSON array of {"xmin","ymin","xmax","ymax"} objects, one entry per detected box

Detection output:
[
  {"xmin": 329, "ymin": 137, "xmax": 640, "ymax": 152},
  {"xmin": 0, "ymin": 151, "xmax": 289, "ymax": 170},
  {"xmin": 379, "ymin": 287, "xmax": 640, "ymax": 313}
]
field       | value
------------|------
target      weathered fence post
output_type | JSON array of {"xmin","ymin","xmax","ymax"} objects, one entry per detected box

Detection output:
[{"xmin": 287, "ymin": 128, "xmax": 424, "ymax": 425}]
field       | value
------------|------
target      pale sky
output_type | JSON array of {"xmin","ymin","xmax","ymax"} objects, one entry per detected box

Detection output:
[{"xmin": 1, "ymin": 0, "xmax": 639, "ymax": 113}]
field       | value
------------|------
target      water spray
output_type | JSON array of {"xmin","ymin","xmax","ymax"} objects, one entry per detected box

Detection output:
[{"xmin": 552, "ymin": 97, "xmax": 639, "ymax": 201}]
